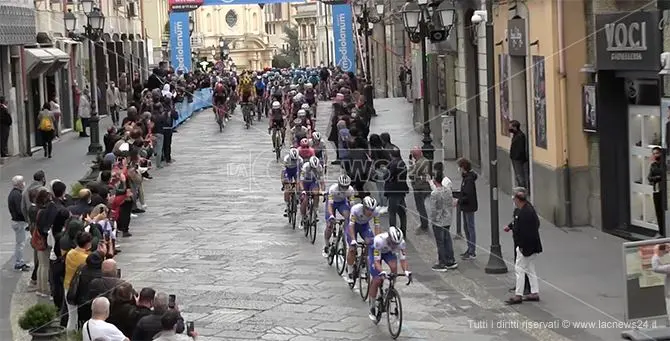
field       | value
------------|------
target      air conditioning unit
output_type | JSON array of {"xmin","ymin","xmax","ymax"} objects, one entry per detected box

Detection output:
[
  {"xmin": 128, "ymin": 3, "xmax": 137, "ymax": 17},
  {"xmin": 115, "ymin": 0, "xmax": 125, "ymax": 7}
]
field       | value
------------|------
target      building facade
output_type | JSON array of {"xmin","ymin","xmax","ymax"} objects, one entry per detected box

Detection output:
[
  {"xmin": 264, "ymin": 3, "xmax": 297, "ymax": 56},
  {"xmin": 316, "ymin": 2, "xmax": 333, "ymax": 66},
  {"xmin": 294, "ymin": 2, "xmax": 319, "ymax": 67}
]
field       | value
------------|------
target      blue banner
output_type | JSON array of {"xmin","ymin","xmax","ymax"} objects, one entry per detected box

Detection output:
[
  {"xmin": 169, "ymin": 11, "xmax": 192, "ymax": 73},
  {"xmin": 332, "ymin": 4, "xmax": 355, "ymax": 73},
  {"xmin": 203, "ymin": 0, "xmax": 302, "ymax": 4}
]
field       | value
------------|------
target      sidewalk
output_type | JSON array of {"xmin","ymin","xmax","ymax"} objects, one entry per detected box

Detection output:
[
  {"xmin": 0, "ymin": 114, "xmax": 117, "ymax": 341},
  {"xmin": 370, "ymin": 97, "xmax": 625, "ymax": 341}
]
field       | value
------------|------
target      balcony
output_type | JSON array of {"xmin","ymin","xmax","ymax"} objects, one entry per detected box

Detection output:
[{"xmin": 294, "ymin": 3, "xmax": 317, "ymax": 18}]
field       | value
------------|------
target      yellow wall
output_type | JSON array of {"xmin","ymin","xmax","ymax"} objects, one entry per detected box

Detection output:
[{"xmin": 493, "ymin": 0, "xmax": 589, "ymax": 169}]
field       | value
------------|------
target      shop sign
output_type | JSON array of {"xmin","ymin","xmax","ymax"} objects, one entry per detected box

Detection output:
[
  {"xmin": 595, "ymin": 11, "xmax": 660, "ymax": 71},
  {"xmin": 507, "ymin": 18, "xmax": 526, "ymax": 57}
]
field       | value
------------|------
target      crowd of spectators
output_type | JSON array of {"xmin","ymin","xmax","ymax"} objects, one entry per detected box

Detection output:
[{"xmin": 6, "ymin": 64, "xmax": 209, "ymax": 340}]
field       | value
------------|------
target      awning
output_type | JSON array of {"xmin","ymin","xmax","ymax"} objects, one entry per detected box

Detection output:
[
  {"xmin": 24, "ymin": 48, "xmax": 54, "ymax": 78},
  {"xmin": 43, "ymin": 48, "xmax": 69, "ymax": 75}
]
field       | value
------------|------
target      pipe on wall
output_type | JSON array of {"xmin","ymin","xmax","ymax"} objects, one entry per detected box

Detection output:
[{"xmin": 557, "ymin": 0, "xmax": 573, "ymax": 226}]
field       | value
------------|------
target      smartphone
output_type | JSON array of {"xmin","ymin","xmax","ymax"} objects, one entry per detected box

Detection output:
[
  {"xmin": 117, "ymin": 269, "xmax": 121, "ymax": 278},
  {"xmin": 168, "ymin": 294, "xmax": 176, "ymax": 309},
  {"xmin": 186, "ymin": 321, "xmax": 194, "ymax": 335}
]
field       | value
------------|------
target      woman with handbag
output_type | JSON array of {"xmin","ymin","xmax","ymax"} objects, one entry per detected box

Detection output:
[{"xmin": 33, "ymin": 188, "xmax": 69, "ymax": 298}]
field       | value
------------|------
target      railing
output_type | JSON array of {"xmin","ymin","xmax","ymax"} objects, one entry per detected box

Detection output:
[{"xmin": 172, "ymin": 88, "xmax": 213, "ymax": 127}]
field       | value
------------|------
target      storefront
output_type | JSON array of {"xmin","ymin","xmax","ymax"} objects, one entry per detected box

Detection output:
[{"xmin": 595, "ymin": 11, "xmax": 666, "ymax": 239}]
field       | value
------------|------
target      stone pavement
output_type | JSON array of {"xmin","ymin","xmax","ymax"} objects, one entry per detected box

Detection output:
[
  {"xmin": 1, "ymin": 115, "xmax": 119, "ymax": 341},
  {"xmin": 10, "ymin": 102, "xmax": 545, "ymax": 341},
  {"xmin": 371, "ymin": 98, "xmax": 630, "ymax": 341}
]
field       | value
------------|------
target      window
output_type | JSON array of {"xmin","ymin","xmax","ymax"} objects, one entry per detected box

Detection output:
[
  {"xmin": 273, "ymin": 4, "xmax": 282, "ymax": 20},
  {"xmin": 272, "ymin": 24, "xmax": 276, "ymax": 35},
  {"xmin": 310, "ymin": 24, "xmax": 315, "ymax": 38},
  {"xmin": 265, "ymin": 22, "xmax": 270, "ymax": 34},
  {"xmin": 301, "ymin": 25, "xmax": 307, "ymax": 38},
  {"xmin": 312, "ymin": 51, "xmax": 316, "ymax": 66}
]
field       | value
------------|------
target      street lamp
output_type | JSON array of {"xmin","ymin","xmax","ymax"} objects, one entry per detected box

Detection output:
[
  {"xmin": 470, "ymin": 3, "xmax": 507, "ymax": 274},
  {"xmin": 354, "ymin": 0, "xmax": 382, "ymax": 111},
  {"xmin": 64, "ymin": 4, "xmax": 105, "ymax": 155},
  {"xmin": 401, "ymin": 0, "xmax": 452, "ymax": 163}
]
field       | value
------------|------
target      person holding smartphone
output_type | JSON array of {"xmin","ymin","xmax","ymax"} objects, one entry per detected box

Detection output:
[
  {"xmin": 133, "ymin": 292, "xmax": 186, "ymax": 341},
  {"xmin": 152, "ymin": 310, "xmax": 198, "ymax": 341}
]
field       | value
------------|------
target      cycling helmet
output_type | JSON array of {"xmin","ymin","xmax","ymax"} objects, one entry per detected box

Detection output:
[
  {"xmin": 300, "ymin": 138, "xmax": 309, "ymax": 147},
  {"xmin": 288, "ymin": 148, "xmax": 299, "ymax": 159},
  {"xmin": 290, "ymin": 84, "xmax": 298, "ymax": 90},
  {"xmin": 294, "ymin": 93, "xmax": 304, "ymax": 102},
  {"xmin": 305, "ymin": 82, "xmax": 313, "ymax": 88},
  {"xmin": 388, "ymin": 226, "xmax": 403, "ymax": 244},
  {"xmin": 309, "ymin": 156, "xmax": 320, "ymax": 168},
  {"xmin": 362, "ymin": 196, "xmax": 378, "ymax": 210},
  {"xmin": 301, "ymin": 103, "xmax": 309, "ymax": 110},
  {"xmin": 312, "ymin": 131, "xmax": 321, "ymax": 141},
  {"xmin": 289, "ymin": 90, "xmax": 297, "ymax": 96},
  {"xmin": 338, "ymin": 174, "xmax": 351, "ymax": 187},
  {"xmin": 298, "ymin": 109, "xmax": 306, "ymax": 117},
  {"xmin": 256, "ymin": 75, "xmax": 262, "ymax": 80},
  {"xmin": 272, "ymin": 101, "xmax": 281, "ymax": 109}
]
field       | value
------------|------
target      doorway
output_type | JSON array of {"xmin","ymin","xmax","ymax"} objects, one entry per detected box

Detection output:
[{"xmin": 463, "ymin": 8, "xmax": 481, "ymax": 166}]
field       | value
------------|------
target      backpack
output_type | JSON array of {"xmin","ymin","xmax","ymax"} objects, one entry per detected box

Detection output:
[{"xmin": 38, "ymin": 116, "xmax": 53, "ymax": 131}]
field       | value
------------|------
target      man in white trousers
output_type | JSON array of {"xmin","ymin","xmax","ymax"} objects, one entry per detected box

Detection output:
[{"xmin": 505, "ymin": 187, "xmax": 542, "ymax": 305}]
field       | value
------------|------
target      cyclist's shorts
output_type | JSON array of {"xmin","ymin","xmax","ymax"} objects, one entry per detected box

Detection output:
[
  {"xmin": 305, "ymin": 97, "xmax": 316, "ymax": 106},
  {"xmin": 241, "ymin": 94, "xmax": 252, "ymax": 103},
  {"xmin": 284, "ymin": 166, "xmax": 298, "ymax": 182},
  {"xmin": 256, "ymin": 88, "xmax": 264, "ymax": 97},
  {"xmin": 368, "ymin": 249, "xmax": 397, "ymax": 278},
  {"xmin": 302, "ymin": 180, "xmax": 319, "ymax": 192},
  {"xmin": 271, "ymin": 118, "xmax": 284, "ymax": 129},
  {"xmin": 346, "ymin": 222, "xmax": 374, "ymax": 245},
  {"xmin": 325, "ymin": 200, "xmax": 350, "ymax": 221}
]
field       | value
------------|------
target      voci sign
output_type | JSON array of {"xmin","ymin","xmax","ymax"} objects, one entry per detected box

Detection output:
[{"xmin": 595, "ymin": 11, "xmax": 660, "ymax": 71}]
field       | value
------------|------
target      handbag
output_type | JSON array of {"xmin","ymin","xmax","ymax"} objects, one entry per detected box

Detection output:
[
  {"xmin": 30, "ymin": 210, "xmax": 47, "ymax": 251},
  {"xmin": 74, "ymin": 118, "xmax": 83, "ymax": 133},
  {"xmin": 66, "ymin": 264, "xmax": 85, "ymax": 305}
]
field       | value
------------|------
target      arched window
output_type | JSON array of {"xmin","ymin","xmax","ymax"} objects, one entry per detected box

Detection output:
[{"xmin": 206, "ymin": 13, "xmax": 212, "ymax": 32}]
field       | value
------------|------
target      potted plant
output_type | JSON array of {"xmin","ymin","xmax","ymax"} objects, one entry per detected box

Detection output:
[{"xmin": 18, "ymin": 303, "xmax": 66, "ymax": 341}]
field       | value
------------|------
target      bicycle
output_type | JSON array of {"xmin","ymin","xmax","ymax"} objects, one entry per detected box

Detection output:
[
  {"xmin": 326, "ymin": 217, "xmax": 345, "ymax": 266},
  {"xmin": 372, "ymin": 273, "xmax": 412, "ymax": 339},
  {"xmin": 241, "ymin": 102, "xmax": 252, "ymax": 129},
  {"xmin": 271, "ymin": 124, "xmax": 283, "ymax": 161},
  {"xmin": 348, "ymin": 242, "xmax": 370, "ymax": 300},
  {"xmin": 285, "ymin": 182, "xmax": 298, "ymax": 230},
  {"xmin": 303, "ymin": 192, "xmax": 322, "ymax": 244},
  {"xmin": 255, "ymin": 96, "xmax": 264, "ymax": 121},
  {"xmin": 214, "ymin": 104, "xmax": 226, "ymax": 132}
]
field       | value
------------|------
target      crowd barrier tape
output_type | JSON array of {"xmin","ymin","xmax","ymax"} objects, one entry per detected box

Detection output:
[{"xmin": 173, "ymin": 88, "xmax": 213, "ymax": 127}]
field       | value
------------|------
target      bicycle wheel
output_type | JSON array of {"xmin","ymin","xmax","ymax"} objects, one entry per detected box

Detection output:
[
  {"xmin": 309, "ymin": 205, "xmax": 318, "ymax": 244},
  {"xmin": 327, "ymin": 223, "xmax": 337, "ymax": 266},
  {"xmin": 386, "ymin": 288, "xmax": 403, "ymax": 339},
  {"xmin": 348, "ymin": 258, "xmax": 358, "ymax": 289},
  {"xmin": 358, "ymin": 258, "xmax": 369, "ymax": 301},
  {"xmin": 274, "ymin": 131, "xmax": 282, "ymax": 161},
  {"xmin": 290, "ymin": 193, "xmax": 298, "ymax": 230},
  {"xmin": 335, "ymin": 232, "xmax": 346, "ymax": 276},
  {"xmin": 304, "ymin": 197, "xmax": 312, "ymax": 238}
]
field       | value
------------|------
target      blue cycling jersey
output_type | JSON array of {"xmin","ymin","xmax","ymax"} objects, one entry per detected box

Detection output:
[{"xmin": 255, "ymin": 81, "xmax": 266, "ymax": 90}]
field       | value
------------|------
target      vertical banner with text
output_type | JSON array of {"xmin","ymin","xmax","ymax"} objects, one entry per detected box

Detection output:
[
  {"xmin": 331, "ymin": 4, "xmax": 355, "ymax": 73},
  {"xmin": 169, "ymin": 11, "xmax": 192, "ymax": 72}
]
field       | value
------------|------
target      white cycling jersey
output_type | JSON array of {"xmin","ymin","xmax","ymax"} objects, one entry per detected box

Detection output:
[
  {"xmin": 301, "ymin": 163, "xmax": 323, "ymax": 182},
  {"xmin": 349, "ymin": 203, "xmax": 382, "ymax": 226},
  {"xmin": 283, "ymin": 155, "xmax": 303, "ymax": 169},
  {"xmin": 327, "ymin": 184, "xmax": 355, "ymax": 203},
  {"xmin": 372, "ymin": 232, "xmax": 407, "ymax": 261}
]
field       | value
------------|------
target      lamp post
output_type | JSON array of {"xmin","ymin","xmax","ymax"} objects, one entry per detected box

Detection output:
[
  {"xmin": 64, "ymin": 0, "xmax": 105, "ymax": 155},
  {"xmin": 189, "ymin": 16, "xmax": 195, "ymax": 36},
  {"xmin": 401, "ymin": 0, "xmax": 454, "ymax": 163},
  {"xmin": 470, "ymin": 2, "xmax": 507, "ymax": 274},
  {"xmin": 354, "ymin": 0, "xmax": 383, "ymax": 111},
  {"xmin": 219, "ymin": 38, "xmax": 230, "ymax": 61}
]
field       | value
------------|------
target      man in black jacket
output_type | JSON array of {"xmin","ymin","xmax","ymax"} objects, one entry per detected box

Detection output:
[
  {"xmin": 132, "ymin": 292, "xmax": 185, "ymax": 341},
  {"xmin": 89, "ymin": 259, "xmax": 124, "ymax": 301},
  {"xmin": 0, "ymin": 96, "xmax": 11, "ymax": 157},
  {"xmin": 509, "ymin": 120, "xmax": 529, "ymax": 189},
  {"xmin": 385, "ymin": 148, "xmax": 409, "ymax": 235},
  {"xmin": 505, "ymin": 187, "xmax": 542, "ymax": 305},
  {"xmin": 456, "ymin": 158, "xmax": 478, "ymax": 260}
]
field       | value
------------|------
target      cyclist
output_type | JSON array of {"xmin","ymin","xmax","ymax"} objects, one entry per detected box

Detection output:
[
  {"xmin": 368, "ymin": 226, "xmax": 411, "ymax": 320},
  {"xmin": 291, "ymin": 118, "xmax": 310, "ymax": 147},
  {"xmin": 212, "ymin": 82, "xmax": 229, "ymax": 122},
  {"xmin": 238, "ymin": 75, "xmax": 255, "ymax": 122},
  {"xmin": 323, "ymin": 174, "xmax": 355, "ymax": 257},
  {"xmin": 254, "ymin": 75, "xmax": 266, "ymax": 119},
  {"xmin": 298, "ymin": 156, "xmax": 325, "ymax": 230},
  {"xmin": 308, "ymin": 72, "xmax": 320, "ymax": 89},
  {"xmin": 268, "ymin": 101, "xmax": 285, "ymax": 145},
  {"xmin": 346, "ymin": 196, "xmax": 382, "ymax": 283},
  {"xmin": 282, "ymin": 148, "xmax": 303, "ymax": 217},
  {"xmin": 311, "ymin": 131, "xmax": 328, "ymax": 167},
  {"xmin": 297, "ymin": 137, "xmax": 315, "ymax": 160}
]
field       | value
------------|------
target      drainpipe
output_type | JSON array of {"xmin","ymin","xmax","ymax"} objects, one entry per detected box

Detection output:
[{"xmin": 557, "ymin": 0, "xmax": 572, "ymax": 226}]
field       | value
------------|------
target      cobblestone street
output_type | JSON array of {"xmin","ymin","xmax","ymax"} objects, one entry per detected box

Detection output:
[{"xmin": 107, "ymin": 102, "xmax": 542, "ymax": 341}]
